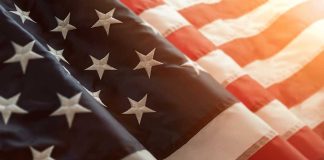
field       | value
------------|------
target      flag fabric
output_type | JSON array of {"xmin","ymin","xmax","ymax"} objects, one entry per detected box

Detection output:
[
  {"xmin": 0, "ymin": 1, "xmax": 156, "ymax": 159},
  {"xmin": 0, "ymin": 0, "xmax": 322, "ymax": 160},
  {"xmin": 168, "ymin": 0, "xmax": 324, "ymax": 139},
  {"xmin": 121, "ymin": 0, "xmax": 324, "ymax": 159},
  {"xmin": 0, "ymin": 0, "xmax": 306, "ymax": 159}
]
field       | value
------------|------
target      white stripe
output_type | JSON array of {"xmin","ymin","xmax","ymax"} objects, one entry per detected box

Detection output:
[
  {"xmin": 199, "ymin": 0, "xmax": 306, "ymax": 46},
  {"xmin": 291, "ymin": 88, "xmax": 324, "ymax": 129},
  {"xmin": 166, "ymin": 103, "xmax": 276, "ymax": 160},
  {"xmin": 164, "ymin": 0, "xmax": 222, "ymax": 10},
  {"xmin": 140, "ymin": 21, "xmax": 161, "ymax": 35},
  {"xmin": 244, "ymin": 19, "xmax": 324, "ymax": 87},
  {"xmin": 256, "ymin": 100, "xmax": 304, "ymax": 139},
  {"xmin": 197, "ymin": 51, "xmax": 305, "ymax": 138},
  {"xmin": 122, "ymin": 150, "xmax": 156, "ymax": 160},
  {"xmin": 139, "ymin": 4, "xmax": 190, "ymax": 37},
  {"xmin": 197, "ymin": 50, "xmax": 245, "ymax": 85}
]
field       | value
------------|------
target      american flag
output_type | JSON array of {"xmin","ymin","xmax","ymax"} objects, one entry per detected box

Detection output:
[
  {"xmin": 122, "ymin": 0, "xmax": 324, "ymax": 159},
  {"xmin": 0, "ymin": 0, "xmax": 323, "ymax": 160}
]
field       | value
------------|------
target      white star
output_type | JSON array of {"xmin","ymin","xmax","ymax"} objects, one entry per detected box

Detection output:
[
  {"xmin": 134, "ymin": 49, "xmax": 163, "ymax": 78},
  {"xmin": 123, "ymin": 94, "xmax": 156, "ymax": 125},
  {"xmin": 50, "ymin": 93, "xmax": 91, "ymax": 128},
  {"xmin": 85, "ymin": 88, "xmax": 107, "ymax": 107},
  {"xmin": 10, "ymin": 4, "xmax": 36, "ymax": 23},
  {"xmin": 91, "ymin": 9, "xmax": 122, "ymax": 36},
  {"xmin": 4, "ymin": 41, "xmax": 44, "ymax": 74},
  {"xmin": 181, "ymin": 56, "xmax": 205, "ymax": 75},
  {"xmin": 0, "ymin": 93, "xmax": 28, "ymax": 125},
  {"xmin": 85, "ymin": 54, "xmax": 116, "ymax": 79},
  {"xmin": 51, "ymin": 13, "xmax": 76, "ymax": 39},
  {"xmin": 47, "ymin": 45, "xmax": 69, "ymax": 64},
  {"xmin": 29, "ymin": 146, "xmax": 55, "ymax": 160}
]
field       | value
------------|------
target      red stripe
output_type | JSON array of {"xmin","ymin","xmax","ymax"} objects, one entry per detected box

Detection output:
[
  {"xmin": 288, "ymin": 127, "xmax": 324, "ymax": 159},
  {"xmin": 220, "ymin": 0, "xmax": 324, "ymax": 66},
  {"xmin": 166, "ymin": 26, "xmax": 216, "ymax": 60},
  {"xmin": 164, "ymin": 14, "xmax": 287, "ymax": 113},
  {"xmin": 122, "ymin": 0, "xmax": 324, "ymax": 155},
  {"xmin": 226, "ymin": 75, "xmax": 275, "ymax": 112},
  {"xmin": 178, "ymin": 0, "xmax": 266, "ymax": 28},
  {"xmin": 165, "ymin": 25, "xmax": 276, "ymax": 112},
  {"xmin": 249, "ymin": 136, "xmax": 306, "ymax": 160},
  {"xmin": 267, "ymin": 52, "xmax": 324, "ymax": 107},
  {"xmin": 120, "ymin": 0, "xmax": 163, "ymax": 15},
  {"xmin": 314, "ymin": 122, "xmax": 324, "ymax": 139}
]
